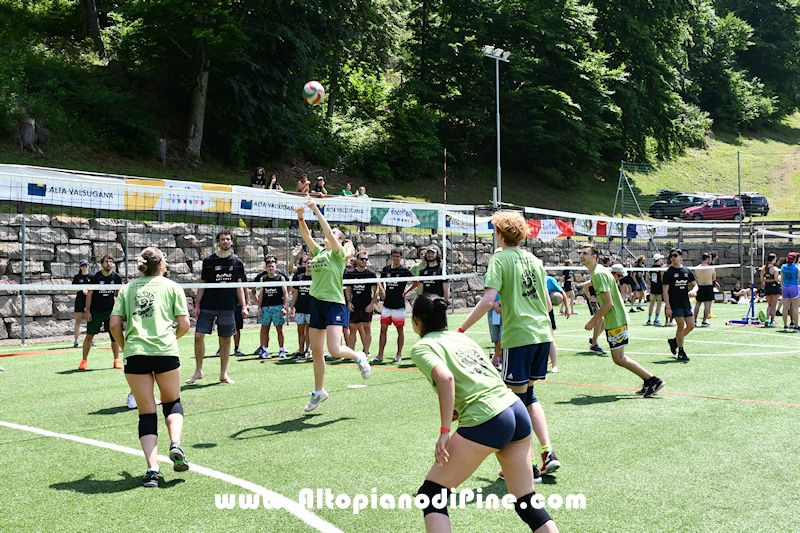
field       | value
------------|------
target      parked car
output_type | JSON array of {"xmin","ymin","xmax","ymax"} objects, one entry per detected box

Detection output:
[
  {"xmin": 681, "ymin": 196, "xmax": 744, "ymax": 221},
  {"xmin": 736, "ymin": 192, "xmax": 769, "ymax": 216},
  {"xmin": 649, "ymin": 193, "xmax": 710, "ymax": 219},
  {"xmin": 655, "ymin": 189, "xmax": 682, "ymax": 202}
]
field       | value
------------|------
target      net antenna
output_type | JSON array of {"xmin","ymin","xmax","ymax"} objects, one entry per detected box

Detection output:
[{"xmin": 612, "ymin": 161, "xmax": 661, "ymax": 259}]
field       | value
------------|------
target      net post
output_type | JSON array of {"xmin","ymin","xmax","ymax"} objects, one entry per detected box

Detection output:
[{"xmin": 21, "ymin": 213, "xmax": 26, "ymax": 345}]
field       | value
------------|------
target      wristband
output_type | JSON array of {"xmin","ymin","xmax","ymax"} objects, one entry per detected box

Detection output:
[
  {"xmin": 194, "ymin": 304, "xmax": 200, "ymax": 308},
  {"xmin": 457, "ymin": 327, "xmax": 465, "ymax": 333},
  {"xmin": 440, "ymin": 427, "xmax": 450, "ymax": 434}
]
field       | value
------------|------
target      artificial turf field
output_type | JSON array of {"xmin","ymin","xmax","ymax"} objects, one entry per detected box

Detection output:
[{"xmin": 1, "ymin": 302, "xmax": 799, "ymax": 533}]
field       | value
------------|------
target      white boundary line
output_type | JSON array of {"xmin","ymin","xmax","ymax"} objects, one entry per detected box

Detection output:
[{"xmin": 0, "ymin": 420, "xmax": 343, "ymax": 533}]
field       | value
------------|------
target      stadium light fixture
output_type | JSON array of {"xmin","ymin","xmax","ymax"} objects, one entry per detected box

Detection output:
[{"xmin": 481, "ymin": 45, "xmax": 510, "ymax": 208}]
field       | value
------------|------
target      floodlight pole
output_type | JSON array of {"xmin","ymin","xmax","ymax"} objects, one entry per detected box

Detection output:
[{"xmin": 481, "ymin": 46, "xmax": 510, "ymax": 209}]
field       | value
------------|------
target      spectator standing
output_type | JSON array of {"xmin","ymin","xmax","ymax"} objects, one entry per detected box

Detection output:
[
  {"xmin": 252, "ymin": 255, "xmax": 289, "ymax": 358},
  {"xmin": 345, "ymin": 251, "xmax": 379, "ymax": 356},
  {"xmin": 187, "ymin": 230, "xmax": 248, "ymax": 385},
  {"xmin": 646, "ymin": 254, "xmax": 665, "ymax": 325},
  {"xmin": 761, "ymin": 253, "xmax": 781, "ymax": 326},
  {"xmin": 780, "ymin": 252, "xmax": 799, "ymax": 332},
  {"xmin": 290, "ymin": 258, "xmax": 312, "ymax": 358},
  {"xmin": 72, "ymin": 259, "xmax": 92, "ymax": 348},
  {"xmin": 419, "ymin": 244, "xmax": 450, "ymax": 302},
  {"xmin": 78, "ymin": 255, "xmax": 123, "ymax": 370},
  {"xmin": 692, "ymin": 252, "xmax": 719, "ymax": 327},
  {"xmin": 374, "ymin": 249, "xmax": 414, "ymax": 363},
  {"xmin": 663, "ymin": 248, "xmax": 696, "ymax": 361},
  {"xmin": 251, "ymin": 167, "xmax": 267, "ymax": 188},
  {"xmin": 560, "ymin": 260, "xmax": 576, "ymax": 315}
]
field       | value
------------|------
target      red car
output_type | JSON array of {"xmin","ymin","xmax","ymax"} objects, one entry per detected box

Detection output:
[{"xmin": 681, "ymin": 196, "xmax": 744, "ymax": 221}]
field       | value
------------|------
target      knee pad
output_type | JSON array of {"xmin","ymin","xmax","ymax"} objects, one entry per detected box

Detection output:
[
  {"xmin": 162, "ymin": 399, "xmax": 184, "ymax": 418},
  {"xmin": 514, "ymin": 492, "xmax": 553, "ymax": 531},
  {"xmin": 517, "ymin": 387, "xmax": 535, "ymax": 406},
  {"xmin": 138, "ymin": 413, "xmax": 158, "ymax": 438},
  {"xmin": 416, "ymin": 480, "xmax": 450, "ymax": 517}
]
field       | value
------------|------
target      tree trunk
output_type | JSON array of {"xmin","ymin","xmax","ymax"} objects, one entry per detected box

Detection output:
[
  {"xmin": 82, "ymin": 0, "xmax": 106, "ymax": 59},
  {"xmin": 186, "ymin": 70, "xmax": 209, "ymax": 164},
  {"xmin": 327, "ymin": 48, "xmax": 340, "ymax": 118}
]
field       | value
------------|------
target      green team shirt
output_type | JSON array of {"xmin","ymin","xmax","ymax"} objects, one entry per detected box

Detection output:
[
  {"xmin": 111, "ymin": 275, "xmax": 187, "ymax": 358},
  {"xmin": 484, "ymin": 248, "xmax": 552, "ymax": 349},
  {"xmin": 310, "ymin": 245, "xmax": 346, "ymax": 304},
  {"xmin": 410, "ymin": 262, "xmax": 424, "ymax": 276},
  {"xmin": 590, "ymin": 264, "xmax": 628, "ymax": 330},
  {"xmin": 411, "ymin": 331, "xmax": 518, "ymax": 427}
]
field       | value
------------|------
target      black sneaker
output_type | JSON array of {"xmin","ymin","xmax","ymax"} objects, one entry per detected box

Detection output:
[
  {"xmin": 677, "ymin": 351, "xmax": 690, "ymax": 362},
  {"xmin": 635, "ymin": 379, "xmax": 647, "ymax": 395},
  {"xmin": 499, "ymin": 463, "xmax": 542, "ymax": 484},
  {"xmin": 142, "ymin": 470, "xmax": 162, "ymax": 488},
  {"xmin": 643, "ymin": 377, "xmax": 665, "ymax": 398},
  {"xmin": 668, "ymin": 337, "xmax": 678, "ymax": 355},
  {"xmin": 589, "ymin": 344, "xmax": 605, "ymax": 354},
  {"xmin": 169, "ymin": 442, "xmax": 189, "ymax": 472},
  {"xmin": 541, "ymin": 451, "xmax": 561, "ymax": 475}
]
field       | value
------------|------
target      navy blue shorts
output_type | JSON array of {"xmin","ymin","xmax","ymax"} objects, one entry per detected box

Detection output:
[
  {"xmin": 457, "ymin": 400, "xmax": 531, "ymax": 449},
  {"xmin": 501, "ymin": 342, "xmax": 550, "ymax": 386},
  {"xmin": 672, "ymin": 306, "xmax": 693, "ymax": 318},
  {"xmin": 196, "ymin": 309, "xmax": 236, "ymax": 337},
  {"xmin": 309, "ymin": 297, "xmax": 349, "ymax": 329}
]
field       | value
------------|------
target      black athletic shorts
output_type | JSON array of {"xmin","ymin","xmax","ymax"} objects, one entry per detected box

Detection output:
[
  {"xmin": 765, "ymin": 282, "xmax": 780, "ymax": 296},
  {"xmin": 349, "ymin": 308, "xmax": 373, "ymax": 324},
  {"xmin": 124, "ymin": 355, "xmax": 181, "ymax": 375},
  {"xmin": 696, "ymin": 285, "xmax": 715, "ymax": 303}
]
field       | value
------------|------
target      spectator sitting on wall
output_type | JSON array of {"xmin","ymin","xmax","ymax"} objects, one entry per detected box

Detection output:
[
  {"xmin": 311, "ymin": 176, "xmax": 327, "ymax": 197},
  {"xmin": 340, "ymin": 183, "xmax": 354, "ymax": 196},
  {"xmin": 354, "ymin": 186, "xmax": 370, "ymax": 199},
  {"xmin": 296, "ymin": 174, "xmax": 310, "ymax": 194},
  {"xmin": 251, "ymin": 167, "xmax": 267, "ymax": 188},
  {"xmin": 267, "ymin": 174, "xmax": 284, "ymax": 191}
]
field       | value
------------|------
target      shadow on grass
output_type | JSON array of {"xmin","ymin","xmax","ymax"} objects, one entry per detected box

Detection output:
[
  {"xmin": 230, "ymin": 415, "xmax": 355, "ymax": 440},
  {"xmin": 88, "ymin": 406, "xmax": 130, "ymax": 416},
  {"xmin": 50, "ymin": 472, "xmax": 184, "ymax": 494},
  {"xmin": 573, "ymin": 350, "xmax": 609, "ymax": 358},
  {"xmin": 193, "ymin": 442, "xmax": 217, "ymax": 449},
  {"xmin": 56, "ymin": 368, "xmax": 109, "ymax": 375},
  {"xmin": 555, "ymin": 394, "xmax": 636, "ymax": 406},
  {"xmin": 181, "ymin": 381, "xmax": 227, "ymax": 392},
  {"xmin": 652, "ymin": 359, "xmax": 690, "ymax": 365}
]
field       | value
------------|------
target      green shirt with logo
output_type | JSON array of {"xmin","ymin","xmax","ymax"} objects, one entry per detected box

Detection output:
[
  {"xmin": 411, "ymin": 331, "xmax": 518, "ymax": 427},
  {"xmin": 111, "ymin": 276, "xmax": 187, "ymax": 358},
  {"xmin": 484, "ymin": 247, "xmax": 552, "ymax": 349},
  {"xmin": 310, "ymin": 245, "xmax": 346, "ymax": 304},
  {"xmin": 590, "ymin": 264, "xmax": 628, "ymax": 330}
]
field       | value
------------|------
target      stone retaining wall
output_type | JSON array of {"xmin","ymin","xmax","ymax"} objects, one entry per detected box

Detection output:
[{"xmin": 0, "ymin": 214, "xmax": 795, "ymax": 339}]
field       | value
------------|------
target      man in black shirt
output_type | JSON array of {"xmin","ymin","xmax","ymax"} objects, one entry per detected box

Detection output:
[
  {"xmin": 250, "ymin": 167, "xmax": 266, "ymax": 188},
  {"xmin": 72, "ymin": 259, "xmax": 92, "ymax": 348},
  {"xmin": 345, "ymin": 251, "xmax": 379, "ymax": 355},
  {"xmin": 188, "ymin": 230, "xmax": 248, "ymax": 385},
  {"xmin": 419, "ymin": 244, "xmax": 450, "ymax": 301},
  {"xmin": 311, "ymin": 176, "xmax": 327, "ymax": 197},
  {"xmin": 252, "ymin": 255, "xmax": 289, "ymax": 358},
  {"xmin": 374, "ymin": 249, "xmax": 414, "ymax": 363},
  {"xmin": 290, "ymin": 258, "xmax": 312, "ymax": 358},
  {"xmin": 663, "ymin": 248, "xmax": 697, "ymax": 361},
  {"xmin": 79, "ymin": 255, "xmax": 123, "ymax": 370}
]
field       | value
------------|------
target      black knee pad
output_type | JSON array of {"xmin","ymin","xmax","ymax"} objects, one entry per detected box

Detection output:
[
  {"xmin": 516, "ymin": 387, "xmax": 534, "ymax": 406},
  {"xmin": 515, "ymin": 492, "xmax": 553, "ymax": 531},
  {"xmin": 162, "ymin": 399, "xmax": 184, "ymax": 418},
  {"xmin": 416, "ymin": 479, "xmax": 450, "ymax": 517},
  {"xmin": 138, "ymin": 413, "xmax": 158, "ymax": 438}
]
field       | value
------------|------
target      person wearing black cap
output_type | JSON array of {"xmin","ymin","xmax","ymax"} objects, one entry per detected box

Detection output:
[
  {"xmin": 311, "ymin": 176, "xmax": 327, "ymax": 197},
  {"xmin": 72, "ymin": 260, "xmax": 93, "ymax": 348},
  {"xmin": 419, "ymin": 244, "xmax": 450, "ymax": 302}
]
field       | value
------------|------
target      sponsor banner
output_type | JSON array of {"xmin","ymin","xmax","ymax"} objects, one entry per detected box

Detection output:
[
  {"xmin": 445, "ymin": 210, "xmax": 493, "ymax": 234},
  {"xmin": 573, "ymin": 218, "xmax": 667, "ymax": 238},
  {"xmin": 528, "ymin": 219, "xmax": 575, "ymax": 240},
  {"xmin": 125, "ymin": 179, "xmax": 231, "ymax": 212},
  {"xmin": 231, "ymin": 188, "xmax": 371, "ymax": 223},
  {"xmin": 0, "ymin": 174, "xmax": 124, "ymax": 210},
  {"xmin": 371, "ymin": 207, "xmax": 439, "ymax": 229}
]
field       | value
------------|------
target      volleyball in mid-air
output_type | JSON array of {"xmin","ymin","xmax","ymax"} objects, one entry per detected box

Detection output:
[
  {"xmin": 550, "ymin": 292, "xmax": 563, "ymax": 306},
  {"xmin": 303, "ymin": 81, "xmax": 325, "ymax": 105}
]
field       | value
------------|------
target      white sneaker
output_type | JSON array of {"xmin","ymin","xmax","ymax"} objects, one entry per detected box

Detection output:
[
  {"xmin": 356, "ymin": 351, "xmax": 371, "ymax": 379},
  {"xmin": 551, "ymin": 366, "xmax": 559, "ymax": 374},
  {"xmin": 126, "ymin": 393, "xmax": 137, "ymax": 409},
  {"xmin": 279, "ymin": 348, "xmax": 287, "ymax": 359},
  {"xmin": 304, "ymin": 389, "xmax": 329, "ymax": 412}
]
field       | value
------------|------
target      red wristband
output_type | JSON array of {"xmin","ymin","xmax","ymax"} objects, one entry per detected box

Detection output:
[
  {"xmin": 457, "ymin": 327, "xmax": 465, "ymax": 333},
  {"xmin": 440, "ymin": 427, "xmax": 450, "ymax": 434}
]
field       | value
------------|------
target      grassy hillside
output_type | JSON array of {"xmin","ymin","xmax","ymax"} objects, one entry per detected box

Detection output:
[{"xmin": 2, "ymin": 115, "xmax": 800, "ymax": 219}]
